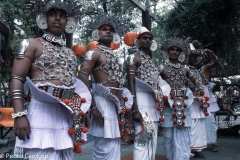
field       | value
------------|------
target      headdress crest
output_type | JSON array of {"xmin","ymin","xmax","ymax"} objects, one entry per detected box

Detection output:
[
  {"xmin": 160, "ymin": 37, "xmax": 188, "ymax": 54},
  {"xmin": 26, "ymin": 0, "xmax": 82, "ymax": 19},
  {"xmin": 136, "ymin": 26, "xmax": 153, "ymax": 39},
  {"xmin": 89, "ymin": 13, "xmax": 123, "ymax": 36}
]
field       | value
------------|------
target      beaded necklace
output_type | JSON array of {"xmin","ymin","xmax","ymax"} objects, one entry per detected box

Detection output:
[
  {"xmin": 165, "ymin": 62, "xmax": 186, "ymax": 89},
  {"xmin": 136, "ymin": 50, "xmax": 159, "ymax": 89},
  {"xmin": 96, "ymin": 45, "xmax": 124, "ymax": 87},
  {"xmin": 42, "ymin": 32, "xmax": 65, "ymax": 46},
  {"xmin": 31, "ymin": 33, "xmax": 77, "ymax": 86}
]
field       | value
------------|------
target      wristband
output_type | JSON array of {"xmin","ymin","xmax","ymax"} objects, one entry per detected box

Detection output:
[{"xmin": 12, "ymin": 110, "xmax": 27, "ymax": 118}]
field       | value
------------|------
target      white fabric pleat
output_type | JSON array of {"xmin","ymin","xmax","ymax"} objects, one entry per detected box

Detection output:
[
  {"xmin": 208, "ymin": 82, "xmax": 217, "ymax": 103},
  {"xmin": 163, "ymin": 127, "xmax": 191, "ymax": 160},
  {"xmin": 93, "ymin": 137, "xmax": 120, "ymax": 160},
  {"xmin": 15, "ymin": 98, "xmax": 74, "ymax": 150},
  {"xmin": 206, "ymin": 113, "xmax": 218, "ymax": 144},
  {"xmin": 88, "ymin": 95, "xmax": 120, "ymax": 138},
  {"xmin": 190, "ymin": 99, "xmax": 211, "ymax": 118},
  {"xmin": 136, "ymin": 92, "xmax": 159, "ymax": 121},
  {"xmin": 190, "ymin": 118, "xmax": 207, "ymax": 150}
]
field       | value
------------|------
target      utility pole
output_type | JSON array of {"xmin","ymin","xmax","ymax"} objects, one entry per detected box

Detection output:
[
  {"xmin": 142, "ymin": 0, "xmax": 151, "ymax": 31},
  {"xmin": 129, "ymin": 0, "xmax": 154, "ymax": 57},
  {"xmin": 129, "ymin": 0, "xmax": 159, "ymax": 31}
]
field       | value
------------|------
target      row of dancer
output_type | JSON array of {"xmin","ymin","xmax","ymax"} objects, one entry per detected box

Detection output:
[{"xmin": 9, "ymin": 0, "xmax": 220, "ymax": 159}]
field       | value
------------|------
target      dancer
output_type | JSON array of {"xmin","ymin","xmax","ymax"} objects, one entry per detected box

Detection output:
[
  {"xmin": 127, "ymin": 26, "xmax": 163, "ymax": 160},
  {"xmin": 192, "ymin": 40, "xmax": 221, "ymax": 152},
  {"xmin": 10, "ymin": 0, "xmax": 91, "ymax": 159},
  {"xmin": 187, "ymin": 49, "xmax": 208, "ymax": 158},
  {"xmin": 160, "ymin": 37, "xmax": 199, "ymax": 160},
  {"xmin": 78, "ymin": 13, "xmax": 132, "ymax": 160}
]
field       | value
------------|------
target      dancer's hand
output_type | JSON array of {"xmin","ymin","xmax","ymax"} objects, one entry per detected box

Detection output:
[
  {"xmin": 92, "ymin": 107, "xmax": 104, "ymax": 126},
  {"xmin": 82, "ymin": 113, "xmax": 90, "ymax": 128},
  {"xmin": 14, "ymin": 116, "xmax": 31, "ymax": 140},
  {"xmin": 132, "ymin": 111, "xmax": 143, "ymax": 122}
]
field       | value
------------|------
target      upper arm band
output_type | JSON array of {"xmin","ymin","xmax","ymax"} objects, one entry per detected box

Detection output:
[
  {"xmin": 84, "ymin": 50, "xmax": 94, "ymax": 61},
  {"xmin": 16, "ymin": 39, "xmax": 29, "ymax": 59},
  {"xmin": 127, "ymin": 54, "xmax": 135, "ymax": 65}
]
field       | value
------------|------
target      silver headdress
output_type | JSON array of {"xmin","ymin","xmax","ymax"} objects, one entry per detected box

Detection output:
[
  {"xmin": 90, "ymin": 13, "xmax": 123, "ymax": 36},
  {"xmin": 89, "ymin": 13, "xmax": 123, "ymax": 43},
  {"xmin": 160, "ymin": 37, "xmax": 189, "ymax": 63},
  {"xmin": 26, "ymin": 0, "xmax": 82, "ymax": 33},
  {"xmin": 134, "ymin": 26, "xmax": 157, "ymax": 51},
  {"xmin": 160, "ymin": 37, "xmax": 188, "ymax": 54}
]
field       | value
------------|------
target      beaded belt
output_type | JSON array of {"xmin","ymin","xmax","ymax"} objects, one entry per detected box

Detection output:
[
  {"xmin": 171, "ymin": 89, "xmax": 186, "ymax": 97},
  {"xmin": 110, "ymin": 89, "xmax": 122, "ymax": 99},
  {"xmin": 38, "ymin": 86, "xmax": 74, "ymax": 100}
]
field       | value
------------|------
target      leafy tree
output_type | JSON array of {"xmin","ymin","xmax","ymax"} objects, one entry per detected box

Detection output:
[{"xmin": 156, "ymin": 0, "xmax": 240, "ymax": 77}]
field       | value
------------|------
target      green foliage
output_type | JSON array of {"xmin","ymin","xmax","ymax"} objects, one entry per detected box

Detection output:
[
  {"xmin": 0, "ymin": 0, "xmax": 42, "ymax": 58},
  {"xmin": 157, "ymin": 0, "xmax": 240, "ymax": 76}
]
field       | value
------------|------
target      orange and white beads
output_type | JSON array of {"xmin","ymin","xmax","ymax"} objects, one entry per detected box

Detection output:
[{"xmin": 66, "ymin": 94, "xmax": 88, "ymax": 154}]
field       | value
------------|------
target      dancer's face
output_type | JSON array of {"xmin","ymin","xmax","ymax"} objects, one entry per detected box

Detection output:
[
  {"xmin": 98, "ymin": 25, "xmax": 114, "ymax": 44},
  {"xmin": 46, "ymin": 8, "xmax": 67, "ymax": 37},
  {"xmin": 138, "ymin": 33, "xmax": 153, "ymax": 49},
  {"xmin": 168, "ymin": 46, "xmax": 181, "ymax": 62}
]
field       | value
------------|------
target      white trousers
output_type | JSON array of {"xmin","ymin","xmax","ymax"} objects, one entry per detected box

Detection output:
[
  {"xmin": 163, "ymin": 127, "xmax": 191, "ymax": 160},
  {"xmin": 190, "ymin": 118, "xmax": 207, "ymax": 151},
  {"xmin": 206, "ymin": 113, "xmax": 218, "ymax": 144},
  {"xmin": 93, "ymin": 137, "xmax": 120, "ymax": 160},
  {"xmin": 133, "ymin": 121, "xmax": 158, "ymax": 160}
]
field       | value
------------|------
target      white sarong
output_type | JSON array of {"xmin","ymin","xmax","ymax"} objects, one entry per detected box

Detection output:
[
  {"xmin": 93, "ymin": 137, "xmax": 120, "ymax": 160},
  {"xmin": 133, "ymin": 122, "xmax": 158, "ymax": 160},
  {"xmin": 190, "ymin": 118, "xmax": 207, "ymax": 150},
  {"xmin": 206, "ymin": 113, "xmax": 218, "ymax": 144},
  {"xmin": 163, "ymin": 127, "xmax": 191, "ymax": 160}
]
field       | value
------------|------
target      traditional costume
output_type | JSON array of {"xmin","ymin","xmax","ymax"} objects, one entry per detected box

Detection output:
[
  {"xmin": 199, "ymin": 66, "xmax": 219, "ymax": 146},
  {"xmin": 126, "ymin": 27, "xmax": 165, "ymax": 160},
  {"xmin": 12, "ymin": 1, "xmax": 91, "ymax": 159},
  {"xmin": 187, "ymin": 49, "xmax": 211, "ymax": 157},
  {"xmin": 85, "ymin": 15, "xmax": 133, "ymax": 159},
  {"xmin": 187, "ymin": 66, "xmax": 208, "ymax": 152},
  {"xmin": 160, "ymin": 37, "xmax": 195, "ymax": 160}
]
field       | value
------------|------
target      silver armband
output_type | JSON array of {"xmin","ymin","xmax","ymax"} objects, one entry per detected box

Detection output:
[
  {"xmin": 84, "ymin": 50, "xmax": 94, "ymax": 61},
  {"xmin": 10, "ymin": 75, "xmax": 26, "ymax": 82},
  {"xmin": 12, "ymin": 110, "xmax": 28, "ymax": 118},
  {"xmin": 127, "ymin": 54, "xmax": 135, "ymax": 65},
  {"xmin": 10, "ymin": 90, "xmax": 25, "ymax": 103},
  {"xmin": 16, "ymin": 39, "xmax": 29, "ymax": 59}
]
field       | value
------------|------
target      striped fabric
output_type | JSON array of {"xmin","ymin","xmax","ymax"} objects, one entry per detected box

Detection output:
[{"xmin": 15, "ymin": 98, "xmax": 74, "ymax": 150}]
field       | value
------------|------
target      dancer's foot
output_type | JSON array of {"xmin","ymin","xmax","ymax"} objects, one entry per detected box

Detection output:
[
  {"xmin": 192, "ymin": 151, "xmax": 206, "ymax": 158},
  {"xmin": 223, "ymin": 117, "xmax": 230, "ymax": 121},
  {"xmin": 212, "ymin": 144, "xmax": 218, "ymax": 152},
  {"xmin": 234, "ymin": 115, "xmax": 238, "ymax": 120},
  {"xmin": 190, "ymin": 152, "xmax": 195, "ymax": 157}
]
